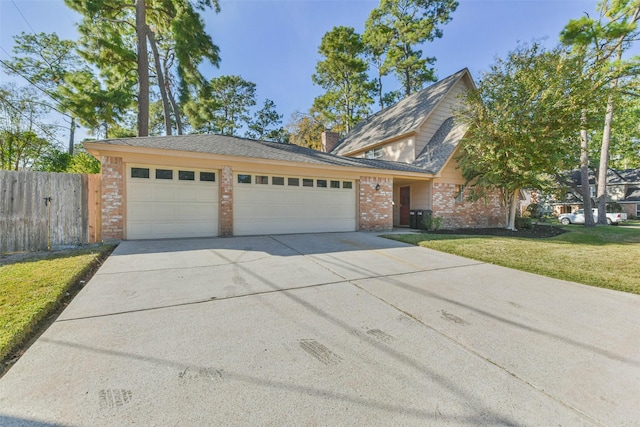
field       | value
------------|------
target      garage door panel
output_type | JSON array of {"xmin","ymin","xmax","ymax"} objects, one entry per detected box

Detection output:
[
  {"xmin": 234, "ymin": 176, "xmax": 356, "ymax": 235},
  {"xmin": 126, "ymin": 165, "xmax": 219, "ymax": 239}
]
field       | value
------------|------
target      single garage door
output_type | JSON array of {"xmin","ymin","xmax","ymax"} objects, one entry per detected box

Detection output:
[
  {"xmin": 126, "ymin": 165, "xmax": 219, "ymax": 239},
  {"xmin": 234, "ymin": 173, "xmax": 356, "ymax": 235}
]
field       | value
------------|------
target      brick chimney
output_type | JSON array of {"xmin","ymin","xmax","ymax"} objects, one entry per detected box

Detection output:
[{"xmin": 321, "ymin": 131, "xmax": 340, "ymax": 153}]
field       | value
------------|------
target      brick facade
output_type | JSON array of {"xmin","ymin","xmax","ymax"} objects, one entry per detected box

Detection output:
[
  {"xmin": 219, "ymin": 165, "xmax": 233, "ymax": 236},
  {"xmin": 101, "ymin": 156, "xmax": 124, "ymax": 241},
  {"xmin": 359, "ymin": 176, "xmax": 393, "ymax": 231},
  {"xmin": 432, "ymin": 183, "xmax": 505, "ymax": 229}
]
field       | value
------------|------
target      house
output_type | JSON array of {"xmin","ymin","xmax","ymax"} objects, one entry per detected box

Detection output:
[
  {"xmin": 549, "ymin": 168, "xmax": 640, "ymax": 219},
  {"xmin": 84, "ymin": 68, "xmax": 506, "ymax": 241}
]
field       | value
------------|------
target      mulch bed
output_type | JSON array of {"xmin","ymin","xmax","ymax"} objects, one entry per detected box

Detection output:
[{"xmin": 423, "ymin": 224, "xmax": 567, "ymax": 239}]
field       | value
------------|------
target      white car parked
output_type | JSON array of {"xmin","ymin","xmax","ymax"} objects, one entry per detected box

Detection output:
[{"xmin": 558, "ymin": 208, "xmax": 628, "ymax": 225}]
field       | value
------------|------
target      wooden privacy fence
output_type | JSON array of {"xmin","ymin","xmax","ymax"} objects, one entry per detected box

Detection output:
[{"xmin": 0, "ymin": 170, "xmax": 101, "ymax": 253}]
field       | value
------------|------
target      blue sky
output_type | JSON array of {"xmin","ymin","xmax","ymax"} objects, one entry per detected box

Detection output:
[{"xmin": 0, "ymin": 0, "xmax": 602, "ymax": 143}]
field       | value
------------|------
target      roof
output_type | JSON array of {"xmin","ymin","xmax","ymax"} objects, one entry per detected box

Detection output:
[
  {"xmin": 85, "ymin": 133, "xmax": 431, "ymax": 175},
  {"xmin": 413, "ymin": 117, "xmax": 467, "ymax": 173},
  {"xmin": 564, "ymin": 168, "xmax": 640, "ymax": 186},
  {"xmin": 331, "ymin": 68, "xmax": 470, "ymax": 156},
  {"xmin": 623, "ymin": 187, "xmax": 640, "ymax": 202}
]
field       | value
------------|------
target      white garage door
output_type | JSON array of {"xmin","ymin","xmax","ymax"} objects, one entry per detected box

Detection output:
[
  {"xmin": 126, "ymin": 165, "xmax": 219, "ymax": 239},
  {"xmin": 234, "ymin": 173, "xmax": 356, "ymax": 235}
]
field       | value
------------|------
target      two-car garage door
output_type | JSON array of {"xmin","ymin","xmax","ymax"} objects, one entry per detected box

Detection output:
[
  {"xmin": 125, "ymin": 165, "xmax": 357, "ymax": 239},
  {"xmin": 233, "ymin": 173, "xmax": 356, "ymax": 235}
]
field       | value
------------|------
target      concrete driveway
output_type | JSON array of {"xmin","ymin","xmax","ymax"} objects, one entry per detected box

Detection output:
[{"xmin": 1, "ymin": 232, "xmax": 639, "ymax": 426}]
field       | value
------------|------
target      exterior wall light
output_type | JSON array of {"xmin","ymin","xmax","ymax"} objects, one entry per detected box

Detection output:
[{"xmin": 375, "ymin": 183, "xmax": 381, "ymax": 191}]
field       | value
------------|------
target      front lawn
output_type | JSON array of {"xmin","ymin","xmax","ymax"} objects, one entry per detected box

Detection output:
[
  {"xmin": 0, "ymin": 246, "xmax": 114, "ymax": 364},
  {"xmin": 384, "ymin": 225, "xmax": 640, "ymax": 294}
]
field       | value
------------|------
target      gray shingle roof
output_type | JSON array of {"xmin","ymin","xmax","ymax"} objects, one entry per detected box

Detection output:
[
  {"xmin": 413, "ymin": 117, "xmax": 467, "ymax": 174},
  {"xmin": 87, "ymin": 133, "xmax": 431, "ymax": 174},
  {"xmin": 623, "ymin": 188, "xmax": 640, "ymax": 202},
  {"xmin": 331, "ymin": 68, "xmax": 469, "ymax": 156},
  {"xmin": 565, "ymin": 168, "xmax": 640, "ymax": 186}
]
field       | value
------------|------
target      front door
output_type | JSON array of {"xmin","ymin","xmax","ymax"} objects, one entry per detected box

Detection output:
[{"xmin": 400, "ymin": 186, "xmax": 410, "ymax": 226}]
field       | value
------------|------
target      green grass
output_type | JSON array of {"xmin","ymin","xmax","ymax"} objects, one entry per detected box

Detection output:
[
  {"xmin": 0, "ymin": 246, "xmax": 114, "ymax": 362},
  {"xmin": 384, "ymin": 224, "xmax": 640, "ymax": 295}
]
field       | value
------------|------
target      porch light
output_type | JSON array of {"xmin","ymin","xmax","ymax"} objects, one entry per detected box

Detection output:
[{"xmin": 375, "ymin": 183, "xmax": 381, "ymax": 191}]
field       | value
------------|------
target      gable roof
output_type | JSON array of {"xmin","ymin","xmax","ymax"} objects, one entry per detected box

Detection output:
[
  {"xmin": 412, "ymin": 117, "xmax": 467, "ymax": 174},
  {"xmin": 84, "ymin": 133, "xmax": 431, "ymax": 175},
  {"xmin": 331, "ymin": 68, "xmax": 471, "ymax": 156}
]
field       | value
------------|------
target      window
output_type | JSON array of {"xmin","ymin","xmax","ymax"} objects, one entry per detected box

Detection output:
[
  {"xmin": 200, "ymin": 172, "xmax": 216, "ymax": 182},
  {"xmin": 317, "ymin": 179, "xmax": 327, "ymax": 188},
  {"xmin": 131, "ymin": 167, "xmax": 149, "ymax": 178},
  {"xmin": 303, "ymin": 178, "xmax": 314, "ymax": 187},
  {"xmin": 179, "ymin": 170, "xmax": 195, "ymax": 181},
  {"xmin": 272, "ymin": 177, "xmax": 285, "ymax": 186},
  {"xmin": 330, "ymin": 180, "xmax": 340, "ymax": 189},
  {"xmin": 637, "ymin": 203, "xmax": 640, "ymax": 217},
  {"xmin": 256, "ymin": 175, "xmax": 269, "ymax": 185},
  {"xmin": 288, "ymin": 177, "xmax": 299, "ymax": 186},
  {"xmin": 156, "ymin": 169, "xmax": 173, "ymax": 180},
  {"xmin": 365, "ymin": 147, "xmax": 383, "ymax": 159},
  {"xmin": 238, "ymin": 174, "xmax": 252, "ymax": 184},
  {"xmin": 454, "ymin": 185, "xmax": 465, "ymax": 202},
  {"xmin": 343, "ymin": 181, "xmax": 353, "ymax": 189},
  {"xmin": 590, "ymin": 186, "xmax": 596, "ymax": 198}
]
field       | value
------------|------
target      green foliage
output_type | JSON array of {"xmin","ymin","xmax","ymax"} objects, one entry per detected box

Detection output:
[
  {"xmin": 515, "ymin": 216, "xmax": 533, "ymax": 230},
  {"xmin": 423, "ymin": 215, "xmax": 443, "ymax": 231},
  {"xmin": 189, "ymin": 75, "xmax": 256, "ymax": 136},
  {"xmin": 286, "ymin": 110, "xmax": 326, "ymax": 150},
  {"xmin": 312, "ymin": 26, "xmax": 373, "ymax": 133},
  {"xmin": 64, "ymin": 0, "xmax": 221, "ymax": 135},
  {"xmin": 34, "ymin": 144, "xmax": 101, "ymax": 174},
  {"xmin": 364, "ymin": 0, "xmax": 458, "ymax": 97},
  {"xmin": 246, "ymin": 99, "xmax": 288, "ymax": 142},
  {"xmin": 0, "ymin": 84, "xmax": 55, "ymax": 170},
  {"xmin": 606, "ymin": 202, "xmax": 623, "ymax": 212},
  {"xmin": 456, "ymin": 43, "xmax": 594, "ymax": 229}
]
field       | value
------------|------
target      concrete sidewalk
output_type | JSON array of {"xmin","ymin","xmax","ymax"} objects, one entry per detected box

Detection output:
[{"xmin": 1, "ymin": 232, "xmax": 638, "ymax": 426}]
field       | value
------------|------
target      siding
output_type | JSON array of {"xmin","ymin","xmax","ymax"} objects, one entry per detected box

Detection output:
[
  {"xmin": 414, "ymin": 79, "xmax": 470, "ymax": 156},
  {"xmin": 434, "ymin": 154, "xmax": 465, "ymax": 185},
  {"xmin": 383, "ymin": 137, "xmax": 415, "ymax": 162}
]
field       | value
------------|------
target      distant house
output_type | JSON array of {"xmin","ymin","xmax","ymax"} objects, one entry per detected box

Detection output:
[
  {"xmin": 549, "ymin": 168, "xmax": 640, "ymax": 219},
  {"xmin": 84, "ymin": 69, "xmax": 506, "ymax": 241}
]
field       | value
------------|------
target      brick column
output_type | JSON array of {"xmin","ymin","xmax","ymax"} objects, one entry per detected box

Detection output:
[
  {"xmin": 101, "ymin": 156, "xmax": 124, "ymax": 242},
  {"xmin": 359, "ymin": 176, "xmax": 393, "ymax": 231},
  {"xmin": 219, "ymin": 166, "xmax": 233, "ymax": 236}
]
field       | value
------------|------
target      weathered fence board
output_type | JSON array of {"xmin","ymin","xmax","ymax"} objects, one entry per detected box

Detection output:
[{"xmin": 0, "ymin": 170, "xmax": 102, "ymax": 253}]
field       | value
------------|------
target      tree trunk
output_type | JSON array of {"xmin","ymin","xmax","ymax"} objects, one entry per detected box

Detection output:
[
  {"xmin": 378, "ymin": 71, "xmax": 384, "ymax": 109},
  {"xmin": 597, "ymin": 88, "xmax": 617, "ymax": 224},
  {"xmin": 147, "ymin": 26, "xmax": 172, "ymax": 135},
  {"xmin": 580, "ymin": 109, "xmax": 595, "ymax": 226},
  {"xmin": 68, "ymin": 117, "xmax": 75, "ymax": 154},
  {"xmin": 136, "ymin": 0, "xmax": 149, "ymax": 137},
  {"xmin": 162, "ymin": 54, "xmax": 183, "ymax": 135},
  {"xmin": 506, "ymin": 188, "xmax": 519, "ymax": 231}
]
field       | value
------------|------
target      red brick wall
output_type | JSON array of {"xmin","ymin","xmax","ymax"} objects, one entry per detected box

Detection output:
[
  {"xmin": 219, "ymin": 166, "xmax": 233, "ymax": 236},
  {"xmin": 432, "ymin": 183, "xmax": 505, "ymax": 228},
  {"xmin": 101, "ymin": 156, "xmax": 124, "ymax": 241},
  {"xmin": 359, "ymin": 176, "xmax": 393, "ymax": 231}
]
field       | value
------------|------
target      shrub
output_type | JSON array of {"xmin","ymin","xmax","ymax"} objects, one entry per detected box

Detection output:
[
  {"xmin": 424, "ymin": 215, "xmax": 443, "ymax": 231},
  {"xmin": 515, "ymin": 216, "xmax": 533, "ymax": 229}
]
